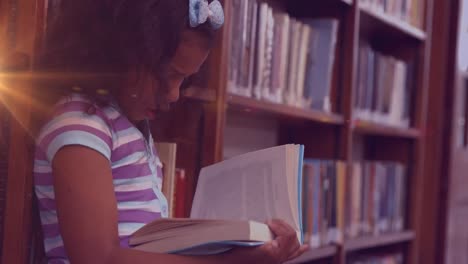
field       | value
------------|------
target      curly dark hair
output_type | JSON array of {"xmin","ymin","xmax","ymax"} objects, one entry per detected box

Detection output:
[{"xmin": 37, "ymin": 0, "xmax": 217, "ymax": 101}]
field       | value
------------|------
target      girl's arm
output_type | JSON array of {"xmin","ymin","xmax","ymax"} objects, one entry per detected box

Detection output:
[{"xmin": 52, "ymin": 146, "xmax": 305, "ymax": 264}]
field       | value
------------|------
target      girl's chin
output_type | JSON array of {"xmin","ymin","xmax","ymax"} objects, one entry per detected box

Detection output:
[{"xmin": 145, "ymin": 109, "xmax": 157, "ymax": 120}]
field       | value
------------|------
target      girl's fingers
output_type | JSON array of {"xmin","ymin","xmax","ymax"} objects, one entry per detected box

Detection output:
[
  {"xmin": 287, "ymin": 245, "xmax": 309, "ymax": 261},
  {"xmin": 267, "ymin": 219, "xmax": 296, "ymax": 237}
]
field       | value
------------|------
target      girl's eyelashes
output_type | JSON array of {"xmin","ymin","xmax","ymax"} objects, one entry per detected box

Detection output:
[{"xmin": 180, "ymin": 76, "xmax": 193, "ymax": 91}]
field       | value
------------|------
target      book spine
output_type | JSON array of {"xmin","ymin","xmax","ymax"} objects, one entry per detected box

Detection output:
[
  {"xmin": 279, "ymin": 15, "xmax": 290, "ymax": 104},
  {"xmin": 302, "ymin": 165, "xmax": 313, "ymax": 244},
  {"xmin": 237, "ymin": 0, "xmax": 249, "ymax": 94},
  {"xmin": 320, "ymin": 161, "xmax": 329, "ymax": 246},
  {"xmin": 247, "ymin": 1, "xmax": 259, "ymax": 97},
  {"xmin": 327, "ymin": 161, "xmax": 337, "ymax": 244},
  {"xmin": 227, "ymin": 0, "xmax": 241, "ymax": 94},
  {"xmin": 351, "ymin": 163, "xmax": 362, "ymax": 238},
  {"xmin": 336, "ymin": 162, "xmax": 346, "ymax": 244},
  {"xmin": 311, "ymin": 160, "xmax": 321, "ymax": 248},
  {"xmin": 261, "ymin": 7, "xmax": 274, "ymax": 101},
  {"xmin": 303, "ymin": 27, "xmax": 318, "ymax": 109},
  {"xmin": 270, "ymin": 13, "xmax": 283, "ymax": 104},
  {"xmin": 254, "ymin": 3, "xmax": 268, "ymax": 99},
  {"xmin": 296, "ymin": 24, "xmax": 311, "ymax": 108},
  {"xmin": 174, "ymin": 169, "xmax": 187, "ymax": 218}
]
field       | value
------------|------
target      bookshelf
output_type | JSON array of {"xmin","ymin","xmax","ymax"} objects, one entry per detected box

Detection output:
[{"xmin": 176, "ymin": 0, "xmax": 433, "ymax": 263}]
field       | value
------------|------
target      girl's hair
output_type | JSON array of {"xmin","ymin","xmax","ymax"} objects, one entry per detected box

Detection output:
[{"xmin": 37, "ymin": 0, "xmax": 217, "ymax": 102}]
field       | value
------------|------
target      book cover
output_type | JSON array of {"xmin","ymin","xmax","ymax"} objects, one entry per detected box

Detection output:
[{"xmin": 302, "ymin": 18, "xmax": 339, "ymax": 112}]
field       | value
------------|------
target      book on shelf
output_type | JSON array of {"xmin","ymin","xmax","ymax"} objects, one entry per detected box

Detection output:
[
  {"xmin": 355, "ymin": 42, "xmax": 413, "ymax": 128},
  {"xmin": 301, "ymin": 160, "xmax": 407, "ymax": 248},
  {"xmin": 302, "ymin": 19, "xmax": 339, "ymax": 112},
  {"xmin": 349, "ymin": 252, "xmax": 403, "ymax": 264},
  {"xmin": 173, "ymin": 168, "xmax": 188, "ymax": 218},
  {"xmin": 359, "ymin": 0, "xmax": 425, "ymax": 29},
  {"xmin": 155, "ymin": 142, "xmax": 177, "ymax": 218},
  {"xmin": 130, "ymin": 144, "xmax": 305, "ymax": 255},
  {"xmin": 155, "ymin": 144, "xmax": 189, "ymax": 218},
  {"xmin": 227, "ymin": 0, "xmax": 339, "ymax": 113}
]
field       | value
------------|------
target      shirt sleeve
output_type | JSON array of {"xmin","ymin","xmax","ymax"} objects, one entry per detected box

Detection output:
[{"xmin": 37, "ymin": 103, "xmax": 113, "ymax": 162}]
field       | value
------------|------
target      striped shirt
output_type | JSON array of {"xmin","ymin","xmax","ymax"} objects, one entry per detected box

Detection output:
[{"xmin": 34, "ymin": 94, "xmax": 168, "ymax": 263}]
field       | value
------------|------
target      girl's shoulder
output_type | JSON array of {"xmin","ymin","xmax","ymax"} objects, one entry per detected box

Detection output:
[
  {"xmin": 36, "ymin": 93, "xmax": 124, "ymax": 162},
  {"xmin": 52, "ymin": 93, "xmax": 121, "ymax": 122}
]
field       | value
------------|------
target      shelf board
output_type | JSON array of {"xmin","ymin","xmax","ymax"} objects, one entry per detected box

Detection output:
[
  {"xmin": 181, "ymin": 86, "xmax": 216, "ymax": 102},
  {"xmin": 286, "ymin": 245, "xmax": 337, "ymax": 264},
  {"xmin": 344, "ymin": 231, "xmax": 415, "ymax": 252},
  {"xmin": 353, "ymin": 119, "xmax": 421, "ymax": 138},
  {"xmin": 359, "ymin": 3, "xmax": 426, "ymax": 41},
  {"xmin": 227, "ymin": 94, "xmax": 344, "ymax": 125}
]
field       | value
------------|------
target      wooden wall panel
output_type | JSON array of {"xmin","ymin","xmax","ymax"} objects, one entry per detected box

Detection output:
[{"xmin": 0, "ymin": 0, "xmax": 46, "ymax": 263}]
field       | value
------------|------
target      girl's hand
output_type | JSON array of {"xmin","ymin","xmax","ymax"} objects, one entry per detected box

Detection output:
[
  {"xmin": 259, "ymin": 219, "xmax": 309, "ymax": 263},
  {"xmin": 226, "ymin": 219, "xmax": 308, "ymax": 264}
]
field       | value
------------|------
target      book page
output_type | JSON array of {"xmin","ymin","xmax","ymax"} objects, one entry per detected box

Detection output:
[{"xmin": 191, "ymin": 145, "xmax": 299, "ymax": 233}]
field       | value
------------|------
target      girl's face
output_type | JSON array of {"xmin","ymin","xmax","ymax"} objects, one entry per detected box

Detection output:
[{"xmin": 118, "ymin": 31, "xmax": 211, "ymax": 122}]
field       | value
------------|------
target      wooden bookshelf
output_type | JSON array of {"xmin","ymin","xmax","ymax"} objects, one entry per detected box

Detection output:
[
  {"xmin": 216, "ymin": 0, "xmax": 432, "ymax": 263},
  {"xmin": 227, "ymin": 94, "xmax": 345, "ymax": 125},
  {"xmin": 358, "ymin": 3, "xmax": 426, "ymax": 41},
  {"xmin": 287, "ymin": 246, "xmax": 338, "ymax": 264},
  {"xmin": 343, "ymin": 231, "xmax": 416, "ymax": 252},
  {"xmin": 352, "ymin": 119, "xmax": 421, "ymax": 138}
]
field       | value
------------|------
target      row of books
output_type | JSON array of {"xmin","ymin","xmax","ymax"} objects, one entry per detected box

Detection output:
[
  {"xmin": 227, "ymin": 0, "xmax": 338, "ymax": 112},
  {"xmin": 355, "ymin": 43, "xmax": 413, "ymax": 128},
  {"xmin": 349, "ymin": 252, "xmax": 403, "ymax": 264},
  {"xmin": 302, "ymin": 160, "xmax": 407, "ymax": 248},
  {"xmin": 360, "ymin": 0, "xmax": 425, "ymax": 28}
]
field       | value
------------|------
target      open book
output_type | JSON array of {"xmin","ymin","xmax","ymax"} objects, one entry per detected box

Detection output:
[{"xmin": 129, "ymin": 144, "xmax": 304, "ymax": 255}]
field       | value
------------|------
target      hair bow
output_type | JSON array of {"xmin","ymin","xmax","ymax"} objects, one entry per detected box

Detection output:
[{"xmin": 189, "ymin": 0, "xmax": 225, "ymax": 30}]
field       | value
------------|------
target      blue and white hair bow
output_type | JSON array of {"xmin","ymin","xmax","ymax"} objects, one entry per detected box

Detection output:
[{"xmin": 189, "ymin": 0, "xmax": 225, "ymax": 30}]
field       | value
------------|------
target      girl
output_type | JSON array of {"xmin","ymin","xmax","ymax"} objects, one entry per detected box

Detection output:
[{"xmin": 34, "ymin": 0, "xmax": 307, "ymax": 263}]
